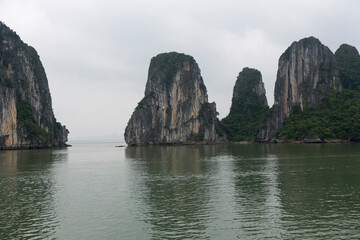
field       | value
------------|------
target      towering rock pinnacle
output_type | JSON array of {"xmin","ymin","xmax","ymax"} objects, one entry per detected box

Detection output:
[
  {"xmin": 124, "ymin": 52, "xmax": 225, "ymax": 146},
  {"xmin": 221, "ymin": 67, "xmax": 269, "ymax": 141},
  {"xmin": 259, "ymin": 37, "xmax": 342, "ymax": 140},
  {"xmin": 0, "ymin": 22, "xmax": 69, "ymax": 149},
  {"xmin": 335, "ymin": 44, "xmax": 360, "ymax": 89},
  {"xmin": 230, "ymin": 68, "xmax": 268, "ymax": 112}
]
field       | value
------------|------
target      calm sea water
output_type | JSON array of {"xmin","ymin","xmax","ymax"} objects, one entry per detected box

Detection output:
[{"xmin": 0, "ymin": 142, "xmax": 360, "ymax": 239}]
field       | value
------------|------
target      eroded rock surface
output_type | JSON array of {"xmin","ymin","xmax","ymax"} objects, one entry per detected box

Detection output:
[
  {"xmin": 259, "ymin": 37, "xmax": 342, "ymax": 140},
  {"xmin": 125, "ymin": 52, "xmax": 225, "ymax": 145},
  {"xmin": 0, "ymin": 22, "xmax": 68, "ymax": 149}
]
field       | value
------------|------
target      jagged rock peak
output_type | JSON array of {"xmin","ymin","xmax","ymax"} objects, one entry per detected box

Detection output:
[
  {"xmin": 124, "ymin": 52, "xmax": 225, "ymax": 146},
  {"xmin": 259, "ymin": 36, "xmax": 342, "ymax": 141},
  {"xmin": 0, "ymin": 22, "xmax": 69, "ymax": 149}
]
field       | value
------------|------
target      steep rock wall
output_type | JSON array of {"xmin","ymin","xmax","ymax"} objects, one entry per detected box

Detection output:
[
  {"xmin": 259, "ymin": 37, "xmax": 342, "ymax": 140},
  {"xmin": 0, "ymin": 22, "xmax": 68, "ymax": 149},
  {"xmin": 124, "ymin": 52, "xmax": 225, "ymax": 145}
]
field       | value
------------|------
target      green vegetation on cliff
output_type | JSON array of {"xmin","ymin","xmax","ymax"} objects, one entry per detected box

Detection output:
[
  {"xmin": 16, "ymin": 101, "xmax": 48, "ymax": 140},
  {"xmin": 150, "ymin": 52, "xmax": 196, "ymax": 90},
  {"xmin": 278, "ymin": 44, "xmax": 360, "ymax": 141},
  {"xmin": 335, "ymin": 44, "xmax": 360, "ymax": 89},
  {"xmin": 222, "ymin": 104, "xmax": 270, "ymax": 141},
  {"xmin": 221, "ymin": 68, "xmax": 269, "ymax": 141},
  {"xmin": 0, "ymin": 21, "xmax": 68, "ymax": 148},
  {"xmin": 278, "ymin": 90, "xmax": 360, "ymax": 140},
  {"xmin": 187, "ymin": 102, "xmax": 225, "ymax": 141},
  {"xmin": 135, "ymin": 91, "xmax": 155, "ymax": 110}
]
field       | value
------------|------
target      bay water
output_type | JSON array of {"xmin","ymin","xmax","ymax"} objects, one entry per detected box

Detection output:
[{"xmin": 0, "ymin": 142, "xmax": 359, "ymax": 239}]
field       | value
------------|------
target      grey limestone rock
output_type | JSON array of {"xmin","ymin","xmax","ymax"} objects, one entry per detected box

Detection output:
[
  {"xmin": 259, "ymin": 37, "xmax": 342, "ymax": 141},
  {"xmin": 0, "ymin": 22, "xmax": 69, "ymax": 149},
  {"xmin": 124, "ymin": 52, "xmax": 225, "ymax": 146}
]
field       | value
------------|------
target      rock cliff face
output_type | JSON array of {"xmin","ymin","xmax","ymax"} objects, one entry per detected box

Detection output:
[
  {"xmin": 259, "ymin": 37, "xmax": 342, "ymax": 140},
  {"xmin": 124, "ymin": 52, "xmax": 225, "ymax": 146},
  {"xmin": 221, "ymin": 67, "xmax": 269, "ymax": 141},
  {"xmin": 0, "ymin": 22, "xmax": 68, "ymax": 149}
]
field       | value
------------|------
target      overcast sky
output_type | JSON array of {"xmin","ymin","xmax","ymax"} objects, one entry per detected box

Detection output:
[{"xmin": 1, "ymin": 0, "xmax": 359, "ymax": 141}]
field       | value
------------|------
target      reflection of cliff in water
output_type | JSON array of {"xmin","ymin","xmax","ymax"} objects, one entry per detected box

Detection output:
[
  {"xmin": 126, "ymin": 145, "xmax": 224, "ymax": 173},
  {"xmin": 228, "ymin": 144, "xmax": 277, "ymax": 204},
  {"xmin": 125, "ymin": 145, "xmax": 222, "ymax": 239},
  {"xmin": 125, "ymin": 143, "xmax": 360, "ymax": 239},
  {"xmin": 222, "ymin": 144, "xmax": 282, "ymax": 237},
  {"xmin": 0, "ymin": 149, "xmax": 68, "ymax": 239}
]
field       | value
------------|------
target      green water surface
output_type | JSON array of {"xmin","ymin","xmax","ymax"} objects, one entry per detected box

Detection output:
[{"xmin": 0, "ymin": 142, "xmax": 359, "ymax": 239}]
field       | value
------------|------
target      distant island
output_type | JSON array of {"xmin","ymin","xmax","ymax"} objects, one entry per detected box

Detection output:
[
  {"xmin": 0, "ymin": 22, "xmax": 69, "ymax": 149},
  {"xmin": 125, "ymin": 37, "xmax": 360, "ymax": 145}
]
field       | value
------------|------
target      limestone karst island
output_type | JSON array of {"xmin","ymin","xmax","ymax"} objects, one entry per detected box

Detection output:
[
  {"xmin": 0, "ymin": 22, "xmax": 68, "ymax": 150},
  {"xmin": 1, "ymin": 21, "xmax": 359, "ymax": 149},
  {"xmin": 125, "ymin": 37, "xmax": 360, "ymax": 145},
  {"xmin": 1, "ymin": 2, "xmax": 360, "ymax": 238}
]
